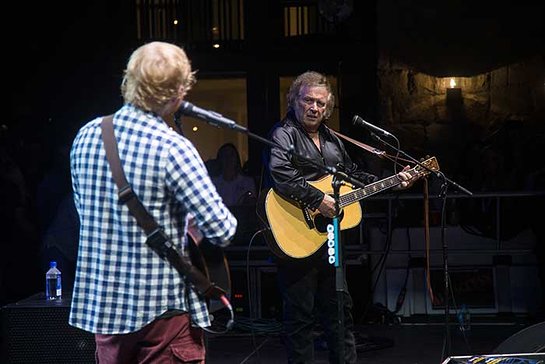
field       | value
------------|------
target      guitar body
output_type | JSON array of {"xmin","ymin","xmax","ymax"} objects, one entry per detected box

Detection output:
[{"xmin": 263, "ymin": 175, "xmax": 362, "ymax": 259}]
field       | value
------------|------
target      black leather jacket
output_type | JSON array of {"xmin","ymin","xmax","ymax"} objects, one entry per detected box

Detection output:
[{"xmin": 269, "ymin": 112, "xmax": 378, "ymax": 210}]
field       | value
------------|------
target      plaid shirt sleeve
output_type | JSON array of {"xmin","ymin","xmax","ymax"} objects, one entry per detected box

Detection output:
[{"xmin": 165, "ymin": 140, "xmax": 237, "ymax": 247}]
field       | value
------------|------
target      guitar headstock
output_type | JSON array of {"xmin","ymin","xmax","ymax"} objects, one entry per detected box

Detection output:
[{"xmin": 414, "ymin": 156, "xmax": 440, "ymax": 177}]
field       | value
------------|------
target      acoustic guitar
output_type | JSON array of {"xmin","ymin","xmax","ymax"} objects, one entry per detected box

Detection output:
[{"xmin": 259, "ymin": 156, "xmax": 440, "ymax": 259}]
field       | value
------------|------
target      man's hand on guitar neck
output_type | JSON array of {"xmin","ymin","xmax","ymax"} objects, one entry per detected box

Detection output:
[
  {"xmin": 393, "ymin": 165, "xmax": 419, "ymax": 191},
  {"xmin": 187, "ymin": 215, "xmax": 203, "ymax": 245}
]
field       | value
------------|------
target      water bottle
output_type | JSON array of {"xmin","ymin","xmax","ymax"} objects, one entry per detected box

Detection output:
[
  {"xmin": 45, "ymin": 261, "xmax": 62, "ymax": 300},
  {"xmin": 457, "ymin": 304, "xmax": 471, "ymax": 333}
]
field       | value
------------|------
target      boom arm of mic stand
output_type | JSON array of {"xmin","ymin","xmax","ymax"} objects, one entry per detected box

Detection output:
[
  {"xmin": 370, "ymin": 133, "xmax": 473, "ymax": 196},
  {"xmin": 174, "ymin": 112, "xmax": 365, "ymax": 188},
  {"xmin": 177, "ymin": 111, "xmax": 368, "ymax": 189}
]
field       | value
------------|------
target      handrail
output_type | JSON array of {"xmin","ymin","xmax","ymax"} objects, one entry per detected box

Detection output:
[
  {"xmin": 362, "ymin": 190, "xmax": 545, "ymax": 251},
  {"xmin": 366, "ymin": 190, "xmax": 545, "ymax": 200}
]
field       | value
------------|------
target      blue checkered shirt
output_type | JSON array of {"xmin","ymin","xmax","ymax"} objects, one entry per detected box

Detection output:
[{"xmin": 69, "ymin": 104, "xmax": 237, "ymax": 334}]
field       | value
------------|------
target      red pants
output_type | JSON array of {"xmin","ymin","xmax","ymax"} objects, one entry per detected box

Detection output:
[{"xmin": 95, "ymin": 313, "xmax": 205, "ymax": 363}]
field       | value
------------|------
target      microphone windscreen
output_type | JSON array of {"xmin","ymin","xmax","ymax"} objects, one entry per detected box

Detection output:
[{"xmin": 352, "ymin": 115, "xmax": 362, "ymax": 126}]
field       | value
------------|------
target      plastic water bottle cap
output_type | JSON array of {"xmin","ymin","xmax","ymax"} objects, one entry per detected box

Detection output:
[{"xmin": 50, "ymin": 261, "xmax": 57, "ymax": 268}]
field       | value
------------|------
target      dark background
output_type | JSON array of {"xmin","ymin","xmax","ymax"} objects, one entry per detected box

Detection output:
[{"xmin": 1, "ymin": 0, "xmax": 544, "ymax": 311}]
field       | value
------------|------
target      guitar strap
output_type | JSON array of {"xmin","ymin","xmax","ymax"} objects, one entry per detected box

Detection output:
[
  {"xmin": 328, "ymin": 127, "xmax": 414, "ymax": 165},
  {"xmin": 328, "ymin": 127, "xmax": 386, "ymax": 157},
  {"xmin": 100, "ymin": 114, "xmax": 226, "ymax": 300}
]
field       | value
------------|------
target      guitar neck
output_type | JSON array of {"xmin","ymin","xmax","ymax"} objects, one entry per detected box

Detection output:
[{"xmin": 339, "ymin": 169, "xmax": 420, "ymax": 208}]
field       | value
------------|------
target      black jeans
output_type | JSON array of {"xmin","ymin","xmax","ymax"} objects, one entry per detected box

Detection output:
[{"xmin": 277, "ymin": 254, "xmax": 357, "ymax": 364}]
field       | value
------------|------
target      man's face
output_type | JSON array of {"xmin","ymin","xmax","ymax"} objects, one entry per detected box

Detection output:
[{"xmin": 294, "ymin": 85, "xmax": 329, "ymax": 133}]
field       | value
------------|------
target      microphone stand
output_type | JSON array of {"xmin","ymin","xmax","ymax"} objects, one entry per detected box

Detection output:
[
  {"xmin": 331, "ymin": 175, "xmax": 346, "ymax": 363},
  {"xmin": 176, "ymin": 113, "xmax": 365, "ymax": 363},
  {"xmin": 370, "ymin": 132, "xmax": 473, "ymax": 360}
]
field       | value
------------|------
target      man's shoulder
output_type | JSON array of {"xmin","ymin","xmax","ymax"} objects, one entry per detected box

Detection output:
[
  {"xmin": 271, "ymin": 119, "xmax": 300, "ymax": 137},
  {"xmin": 72, "ymin": 117, "xmax": 102, "ymax": 146},
  {"xmin": 80, "ymin": 117, "xmax": 102, "ymax": 131}
]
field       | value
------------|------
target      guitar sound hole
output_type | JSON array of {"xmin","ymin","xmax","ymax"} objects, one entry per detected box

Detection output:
[{"xmin": 314, "ymin": 210, "xmax": 344, "ymax": 233}]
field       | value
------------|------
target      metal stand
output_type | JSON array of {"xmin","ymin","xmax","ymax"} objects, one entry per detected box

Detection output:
[
  {"xmin": 370, "ymin": 132, "xmax": 472, "ymax": 360},
  {"xmin": 437, "ymin": 176, "xmax": 451, "ymax": 357},
  {"xmin": 330, "ymin": 175, "xmax": 345, "ymax": 363}
]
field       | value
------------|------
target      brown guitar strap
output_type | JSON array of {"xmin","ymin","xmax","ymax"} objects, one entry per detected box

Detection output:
[
  {"xmin": 100, "ymin": 114, "xmax": 225, "ymax": 300},
  {"xmin": 328, "ymin": 127, "xmax": 386, "ymax": 157},
  {"xmin": 328, "ymin": 127, "xmax": 414, "ymax": 166}
]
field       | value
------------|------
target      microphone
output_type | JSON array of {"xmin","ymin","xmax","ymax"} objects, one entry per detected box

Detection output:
[
  {"xmin": 352, "ymin": 115, "xmax": 393, "ymax": 137},
  {"xmin": 175, "ymin": 101, "xmax": 247, "ymax": 132}
]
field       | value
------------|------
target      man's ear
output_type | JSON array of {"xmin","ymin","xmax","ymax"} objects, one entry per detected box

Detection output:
[{"xmin": 178, "ymin": 84, "xmax": 186, "ymax": 98}]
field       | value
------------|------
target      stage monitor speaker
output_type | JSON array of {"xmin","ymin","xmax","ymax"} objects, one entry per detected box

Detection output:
[
  {"xmin": 493, "ymin": 321, "xmax": 545, "ymax": 354},
  {"xmin": 442, "ymin": 353, "xmax": 545, "ymax": 364},
  {"xmin": 1, "ymin": 292, "xmax": 95, "ymax": 364},
  {"xmin": 442, "ymin": 321, "xmax": 545, "ymax": 364}
]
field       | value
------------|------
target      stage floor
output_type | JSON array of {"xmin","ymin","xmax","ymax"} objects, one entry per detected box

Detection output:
[
  {"xmin": 2, "ymin": 293, "xmax": 543, "ymax": 363},
  {"xmin": 205, "ymin": 319, "xmax": 544, "ymax": 364}
]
